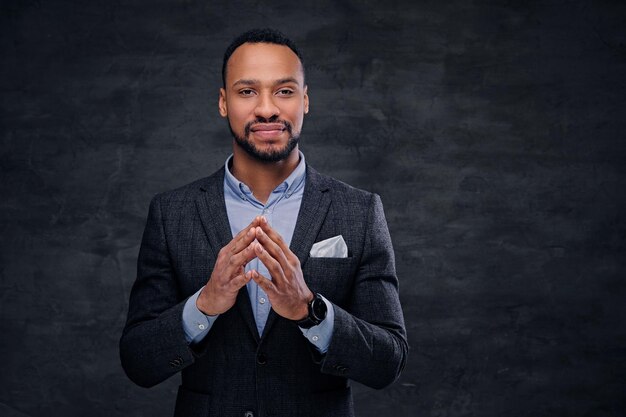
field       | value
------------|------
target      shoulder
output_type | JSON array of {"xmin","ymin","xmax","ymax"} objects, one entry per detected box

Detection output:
[
  {"xmin": 150, "ymin": 167, "xmax": 225, "ymax": 209},
  {"xmin": 306, "ymin": 165, "xmax": 378, "ymax": 208}
]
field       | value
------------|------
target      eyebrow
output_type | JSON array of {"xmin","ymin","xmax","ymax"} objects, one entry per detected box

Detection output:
[
  {"xmin": 231, "ymin": 77, "xmax": 301, "ymax": 88},
  {"xmin": 275, "ymin": 77, "xmax": 300, "ymax": 86}
]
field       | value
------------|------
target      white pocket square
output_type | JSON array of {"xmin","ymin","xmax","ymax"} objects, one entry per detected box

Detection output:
[{"xmin": 309, "ymin": 235, "xmax": 348, "ymax": 258}]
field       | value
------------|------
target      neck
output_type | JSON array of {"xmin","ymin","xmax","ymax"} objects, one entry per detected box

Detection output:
[{"xmin": 230, "ymin": 144, "xmax": 300, "ymax": 204}]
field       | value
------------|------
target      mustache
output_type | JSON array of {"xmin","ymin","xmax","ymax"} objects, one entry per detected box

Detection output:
[{"xmin": 244, "ymin": 116, "xmax": 292, "ymax": 136}]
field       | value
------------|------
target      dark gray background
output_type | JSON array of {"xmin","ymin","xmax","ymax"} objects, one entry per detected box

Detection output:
[{"xmin": 1, "ymin": 0, "xmax": 625, "ymax": 416}]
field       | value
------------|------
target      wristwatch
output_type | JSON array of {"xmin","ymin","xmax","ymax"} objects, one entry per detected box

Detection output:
[{"xmin": 296, "ymin": 293, "xmax": 327, "ymax": 329}]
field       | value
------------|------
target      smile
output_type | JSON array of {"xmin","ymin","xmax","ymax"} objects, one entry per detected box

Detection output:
[
  {"xmin": 249, "ymin": 123, "xmax": 287, "ymax": 139},
  {"xmin": 250, "ymin": 123, "xmax": 286, "ymax": 133}
]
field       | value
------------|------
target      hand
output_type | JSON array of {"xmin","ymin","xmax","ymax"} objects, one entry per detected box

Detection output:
[
  {"xmin": 197, "ymin": 217, "xmax": 262, "ymax": 316},
  {"xmin": 250, "ymin": 217, "xmax": 314, "ymax": 321}
]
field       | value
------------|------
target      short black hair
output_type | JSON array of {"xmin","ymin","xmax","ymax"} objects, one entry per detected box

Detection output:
[{"xmin": 222, "ymin": 28, "xmax": 304, "ymax": 87}]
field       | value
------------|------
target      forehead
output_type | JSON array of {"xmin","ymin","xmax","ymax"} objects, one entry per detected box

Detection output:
[{"xmin": 225, "ymin": 42, "xmax": 304, "ymax": 86}]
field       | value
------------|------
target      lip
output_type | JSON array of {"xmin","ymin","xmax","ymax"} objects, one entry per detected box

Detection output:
[
  {"xmin": 250, "ymin": 123, "xmax": 286, "ymax": 140},
  {"xmin": 250, "ymin": 123, "xmax": 286, "ymax": 132}
]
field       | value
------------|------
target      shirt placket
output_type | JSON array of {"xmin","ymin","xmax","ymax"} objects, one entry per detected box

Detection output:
[{"xmin": 249, "ymin": 187, "xmax": 286, "ymax": 335}]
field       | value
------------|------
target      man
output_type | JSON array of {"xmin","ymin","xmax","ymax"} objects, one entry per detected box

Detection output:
[{"xmin": 120, "ymin": 28, "xmax": 408, "ymax": 417}]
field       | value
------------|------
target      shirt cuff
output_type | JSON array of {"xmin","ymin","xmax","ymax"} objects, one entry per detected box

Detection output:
[
  {"xmin": 182, "ymin": 286, "xmax": 219, "ymax": 344},
  {"xmin": 298, "ymin": 295, "xmax": 335, "ymax": 353}
]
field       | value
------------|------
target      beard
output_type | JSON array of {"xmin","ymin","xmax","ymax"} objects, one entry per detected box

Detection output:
[{"xmin": 229, "ymin": 117, "xmax": 300, "ymax": 163}]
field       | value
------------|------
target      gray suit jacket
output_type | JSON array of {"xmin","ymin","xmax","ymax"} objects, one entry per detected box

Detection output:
[{"xmin": 120, "ymin": 165, "xmax": 408, "ymax": 417}]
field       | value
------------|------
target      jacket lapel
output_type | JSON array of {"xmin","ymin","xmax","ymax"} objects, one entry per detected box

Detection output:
[
  {"xmin": 261, "ymin": 165, "xmax": 331, "ymax": 340},
  {"xmin": 290, "ymin": 166, "xmax": 332, "ymax": 266},
  {"xmin": 195, "ymin": 168, "xmax": 232, "ymax": 256},
  {"xmin": 195, "ymin": 168, "xmax": 260, "ymax": 342}
]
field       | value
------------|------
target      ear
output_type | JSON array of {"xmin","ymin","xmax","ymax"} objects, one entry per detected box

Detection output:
[
  {"xmin": 218, "ymin": 88, "xmax": 228, "ymax": 118},
  {"xmin": 303, "ymin": 85, "xmax": 309, "ymax": 115}
]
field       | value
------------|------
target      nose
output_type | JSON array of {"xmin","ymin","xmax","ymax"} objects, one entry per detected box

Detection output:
[{"xmin": 254, "ymin": 92, "xmax": 280, "ymax": 120}]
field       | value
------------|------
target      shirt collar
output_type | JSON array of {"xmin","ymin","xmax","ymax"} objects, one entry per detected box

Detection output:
[{"xmin": 224, "ymin": 151, "xmax": 306, "ymax": 201}]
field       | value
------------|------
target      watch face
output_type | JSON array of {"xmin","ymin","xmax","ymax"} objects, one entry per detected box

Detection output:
[{"xmin": 311, "ymin": 295, "xmax": 327, "ymax": 321}]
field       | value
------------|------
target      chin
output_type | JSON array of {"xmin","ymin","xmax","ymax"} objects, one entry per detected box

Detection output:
[{"xmin": 234, "ymin": 134, "xmax": 299, "ymax": 163}]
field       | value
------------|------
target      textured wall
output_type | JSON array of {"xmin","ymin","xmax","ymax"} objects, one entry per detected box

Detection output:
[{"xmin": 1, "ymin": 1, "xmax": 625, "ymax": 416}]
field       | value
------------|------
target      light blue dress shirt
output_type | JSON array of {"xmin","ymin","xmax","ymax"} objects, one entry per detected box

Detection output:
[{"xmin": 182, "ymin": 152, "xmax": 334, "ymax": 353}]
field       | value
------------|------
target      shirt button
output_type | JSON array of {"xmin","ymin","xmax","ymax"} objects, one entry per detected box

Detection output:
[
  {"xmin": 259, "ymin": 297, "xmax": 266, "ymax": 304},
  {"xmin": 311, "ymin": 335, "xmax": 319, "ymax": 342},
  {"xmin": 198, "ymin": 324, "xmax": 206, "ymax": 330},
  {"xmin": 244, "ymin": 411, "xmax": 254, "ymax": 417}
]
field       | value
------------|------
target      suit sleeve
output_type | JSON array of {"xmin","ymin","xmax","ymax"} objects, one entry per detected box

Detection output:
[
  {"xmin": 320, "ymin": 193, "xmax": 408, "ymax": 389},
  {"xmin": 119, "ymin": 194, "xmax": 198, "ymax": 388}
]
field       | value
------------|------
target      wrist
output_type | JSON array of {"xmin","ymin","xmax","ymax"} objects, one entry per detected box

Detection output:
[
  {"xmin": 296, "ymin": 292, "xmax": 314, "ymax": 320},
  {"xmin": 296, "ymin": 293, "xmax": 327, "ymax": 329},
  {"xmin": 295, "ymin": 304, "xmax": 309, "ymax": 321},
  {"xmin": 196, "ymin": 287, "xmax": 219, "ymax": 316}
]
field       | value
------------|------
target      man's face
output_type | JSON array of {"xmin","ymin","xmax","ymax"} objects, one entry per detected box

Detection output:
[{"xmin": 219, "ymin": 42, "xmax": 309, "ymax": 162}]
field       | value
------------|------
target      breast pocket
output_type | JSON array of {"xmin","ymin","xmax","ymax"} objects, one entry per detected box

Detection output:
[{"xmin": 303, "ymin": 257, "xmax": 357, "ymax": 304}]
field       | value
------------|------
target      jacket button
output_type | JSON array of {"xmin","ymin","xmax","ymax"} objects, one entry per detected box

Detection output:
[
  {"xmin": 169, "ymin": 357, "xmax": 183, "ymax": 367},
  {"xmin": 256, "ymin": 353, "xmax": 267, "ymax": 365},
  {"xmin": 244, "ymin": 411, "xmax": 254, "ymax": 417},
  {"xmin": 334, "ymin": 364, "xmax": 347, "ymax": 373}
]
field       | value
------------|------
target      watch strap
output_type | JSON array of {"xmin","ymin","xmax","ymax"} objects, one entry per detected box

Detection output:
[{"xmin": 296, "ymin": 293, "xmax": 327, "ymax": 329}]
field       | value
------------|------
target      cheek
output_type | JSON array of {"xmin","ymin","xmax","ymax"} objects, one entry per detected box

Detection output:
[
  {"xmin": 293, "ymin": 110, "xmax": 306, "ymax": 131},
  {"xmin": 227, "ymin": 103, "xmax": 252, "ymax": 126},
  {"xmin": 286, "ymin": 103, "xmax": 305, "ymax": 124}
]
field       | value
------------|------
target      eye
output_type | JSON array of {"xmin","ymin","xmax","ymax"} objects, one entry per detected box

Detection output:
[
  {"xmin": 276, "ymin": 89, "xmax": 294, "ymax": 96},
  {"xmin": 239, "ymin": 89, "xmax": 255, "ymax": 96}
]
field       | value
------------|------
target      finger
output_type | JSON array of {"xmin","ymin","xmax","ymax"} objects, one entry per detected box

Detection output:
[
  {"xmin": 224, "ymin": 242, "xmax": 258, "ymax": 278},
  {"xmin": 233, "ymin": 241, "xmax": 259, "ymax": 266},
  {"xmin": 230, "ymin": 224, "xmax": 257, "ymax": 253},
  {"xmin": 258, "ymin": 217, "xmax": 294, "ymax": 259},
  {"xmin": 250, "ymin": 269, "xmax": 277, "ymax": 294},
  {"xmin": 228, "ymin": 269, "xmax": 254, "ymax": 291},
  {"xmin": 254, "ymin": 242, "xmax": 286, "ymax": 284},
  {"xmin": 255, "ymin": 227, "xmax": 290, "ymax": 270},
  {"xmin": 229, "ymin": 216, "xmax": 262, "ymax": 253},
  {"xmin": 231, "ymin": 217, "xmax": 259, "ymax": 242},
  {"xmin": 212, "ymin": 264, "xmax": 243, "ymax": 287}
]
